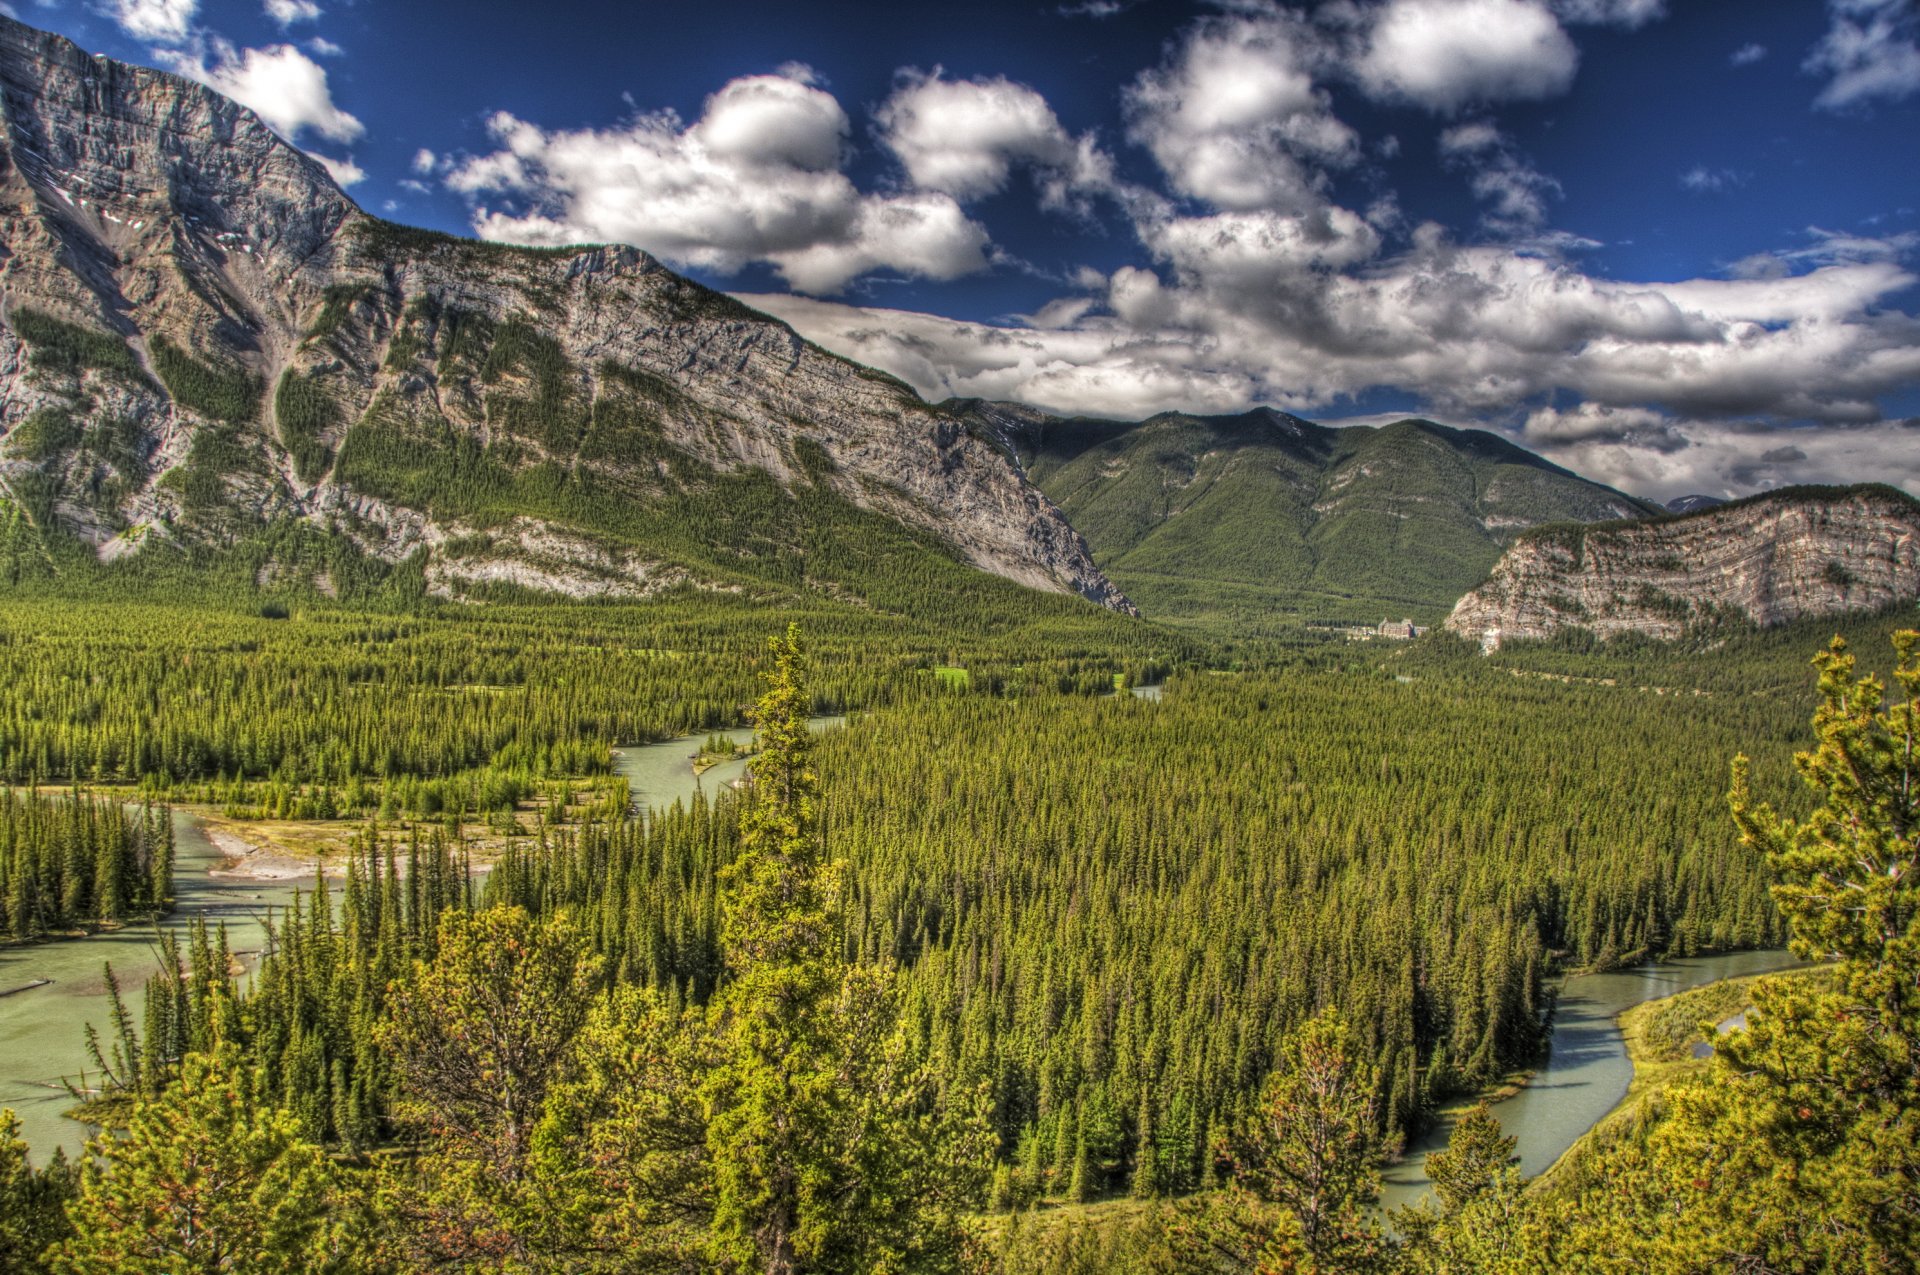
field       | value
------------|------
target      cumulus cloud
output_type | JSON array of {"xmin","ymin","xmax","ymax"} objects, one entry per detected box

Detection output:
[
  {"xmin": 159, "ymin": 41, "xmax": 363, "ymax": 144},
  {"xmin": 1126, "ymin": 9, "xmax": 1357, "ymax": 211},
  {"xmin": 738, "ymin": 292, "xmax": 1260, "ymax": 418},
  {"xmin": 1731, "ymin": 42, "xmax": 1768, "ymax": 66},
  {"xmin": 1525, "ymin": 415, "xmax": 1920, "ymax": 500},
  {"xmin": 1439, "ymin": 121, "xmax": 1561, "ymax": 230},
  {"xmin": 1552, "ymin": 0, "xmax": 1665, "ymax": 28},
  {"xmin": 263, "ymin": 0, "xmax": 319, "ymax": 27},
  {"xmin": 744, "ymin": 227, "xmax": 1920, "ymax": 448},
  {"xmin": 107, "ymin": 0, "xmax": 196, "ymax": 43},
  {"xmin": 1806, "ymin": 0, "xmax": 1920, "ymax": 109},
  {"xmin": 1523, "ymin": 401, "xmax": 1686, "ymax": 450},
  {"xmin": 1355, "ymin": 0, "xmax": 1579, "ymax": 111},
  {"xmin": 876, "ymin": 70, "xmax": 1112, "ymax": 207},
  {"xmin": 445, "ymin": 69, "xmax": 989, "ymax": 294},
  {"xmin": 312, "ymin": 152, "xmax": 364, "ymax": 187}
]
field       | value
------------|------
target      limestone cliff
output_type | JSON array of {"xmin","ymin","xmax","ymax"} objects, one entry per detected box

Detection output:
[
  {"xmin": 1445, "ymin": 486, "xmax": 1920, "ymax": 648},
  {"xmin": 0, "ymin": 16, "xmax": 1129, "ymax": 611}
]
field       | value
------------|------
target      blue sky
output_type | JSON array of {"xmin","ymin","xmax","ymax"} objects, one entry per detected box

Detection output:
[{"xmin": 20, "ymin": 0, "xmax": 1920, "ymax": 499}]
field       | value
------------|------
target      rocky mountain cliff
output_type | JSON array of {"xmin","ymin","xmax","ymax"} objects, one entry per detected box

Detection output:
[
  {"xmin": 1446, "ymin": 485, "xmax": 1920, "ymax": 649},
  {"xmin": 0, "ymin": 16, "xmax": 1129, "ymax": 610},
  {"xmin": 958, "ymin": 402, "xmax": 1656, "ymax": 631}
]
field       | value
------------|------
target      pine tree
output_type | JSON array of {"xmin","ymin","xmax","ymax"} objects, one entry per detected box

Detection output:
[
  {"xmin": 0, "ymin": 1109, "xmax": 74, "ymax": 1273},
  {"xmin": 375, "ymin": 905, "xmax": 602, "ymax": 1268},
  {"xmin": 1194, "ymin": 1009, "xmax": 1389, "ymax": 1274},
  {"xmin": 1424, "ymin": 1103, "xmax": 1516, "ymax": 1213},
  {"xmin": 51, "ymin": 1049, "xmax": 372, "ymax": 1274},
  {"xmin": 1397, "ymin": 1103, "xmax": 1532, "ymax": 1275},
  {"xmin": 1536, "ymin": 632, "xmax": 1920, "ymax": 1271}
]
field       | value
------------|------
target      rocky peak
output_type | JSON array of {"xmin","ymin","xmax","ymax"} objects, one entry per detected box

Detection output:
[
  {"xmin": 1446, "ymin": 485, "xmax": 1920, "ymax": 649},
  {"xmin": 0, "ymin": 15, "xmax": 1128, "ymax": 613}
]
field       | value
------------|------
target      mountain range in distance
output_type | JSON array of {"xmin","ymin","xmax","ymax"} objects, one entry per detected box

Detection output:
[
  {"xmin": 0, "ymin": 12, "xmax": 1913, "ymax": 645},
  {"xmin": 959, "ymin": 400, "xmax": 1659, "ymax": 631}
]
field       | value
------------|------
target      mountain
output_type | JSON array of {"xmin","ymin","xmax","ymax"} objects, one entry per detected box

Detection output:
[
  {"xmin": 958, "ymin": 401, "xmax": 1658, "ymax": 630},
  {"xmin": 1665, "ymin": 494, "xmax": 1726, "ymax": 514},
  {"xmin": 0, "ymin": 16, "xmax": 1130, "ymax": 613},
  {"xmin": 1445, "ymin": 484, "xmax": 1920, "ymax": 648}
]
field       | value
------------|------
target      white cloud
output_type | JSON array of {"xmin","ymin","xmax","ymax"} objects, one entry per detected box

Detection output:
[
  {"xmin": 411, "ymin": 147, "xmax": 438, "ymax": 175},
  {"xmin": 1439, "ymin": 122, "xmax": 1560, "ymax": 230},
  {"xmin": 1679, "ymin": 165, "xmax": 1745, "ymax": 192},
  {"xmin": 108, "ymin": 0, "xmax": 196, "ymax": 43},
  {"xmin": 312, "ymin": 152, "xmax": 364, "ymax": 186},
  {"xmin": 1126, "ymin": 10, "xmax": 1357, "ymax": 212},
  {"xmin": 446, "ymin": 70, "xmax": 990, "ymax": 294},
  {"xmin": 1356, "ymin": 0, "xmax": 1579, "ymax": 111},
  {"xmin": 743, "ymin": 228, "xmax": 1920, "ymax": 445},
  {"xmin": 876, "ymin": 70, "xmax": 1111, "ymax": 207},
  {"xmin": 159, "ymin": 42, "xmax": 363, "ymax": 144},
  {"xmin": 263, "ymin": 0, "xmax": 319, "ymax": 27},
  {"xmin": 1524, "ymin": 415, "xmax": 1920, "ymax": 501},
  {"xmin": 1806, "ymin": 0, "xmax": 1920, "ymax": 109},
  {"xmin": 1523, "ymin": 401, "xmax": 1686, "ymax": 449},
  {"xmin": 1553, "ymin": 0, "xmax": 1665, "ymax": 28},
  {"xmin": 1731, "ymin": 42, "xmax": 1768, "ymax": 66},
  {"xmin": 306, "ymin": 36, "xmax": 342, "ymax": 56}
]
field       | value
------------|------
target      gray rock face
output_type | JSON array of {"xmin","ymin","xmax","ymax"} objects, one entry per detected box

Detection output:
[
  {"xmin": 1446, "ymin": 487, "xmax": 1920, "ymax": 649},
  {"xmin": 0, "ymin": 15, "xmax": 1129, "ymax": 612}
]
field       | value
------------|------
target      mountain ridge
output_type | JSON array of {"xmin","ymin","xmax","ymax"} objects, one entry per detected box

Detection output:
[
  {"xmin": 951, "ymin": 398, "xmax": 1660, "ymax": 630},
  {"xmin": 0, "ymin": 14, "xmax": 1132, "ymax": 613},
  {"xmin": 1445, "ymin": 483, "xmax": 1920, "ymax": 647}
]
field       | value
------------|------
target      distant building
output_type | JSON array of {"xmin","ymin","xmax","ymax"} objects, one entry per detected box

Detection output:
[{"xmin": 1378, "ymin": 617, "xmax": 1422, "ymax": 639}]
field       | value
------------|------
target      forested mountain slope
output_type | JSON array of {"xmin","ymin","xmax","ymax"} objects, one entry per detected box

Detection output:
[
  {"xmin": 960, "ymin": 401, "xmax": 1656, "ymax": 631},
  {"xmin": 1447, "ymin": 484, "xmax": 1920, "ymax": 648},
  {"xmin": 0, "ymin": 15, "xmax": 1128, "ymax": 614}
]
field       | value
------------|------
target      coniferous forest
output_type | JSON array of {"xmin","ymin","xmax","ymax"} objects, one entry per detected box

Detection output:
[
  {"xmin": 0, "ymin": 590, "xmax": 1915, "ymax": 1273},
  {"xmin": 0, "ymin": 3, "xmax": 1916, "ymax": 1269}
]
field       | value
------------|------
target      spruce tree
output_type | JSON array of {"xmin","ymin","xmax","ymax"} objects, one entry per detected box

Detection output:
[
  {"xmin": 0, "ymin": 1110, "xmax": 74, "ymax": 1273},
  {"xmin": 701, "ymin": 625, "xmax": 992, "ymax": 1274}
]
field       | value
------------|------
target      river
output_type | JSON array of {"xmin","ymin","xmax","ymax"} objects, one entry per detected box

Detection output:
[
  {"xmin": 0, "ymin": 718, "xmax": 848, "ymax": 1164},
  {"xmin": 6, "ymin": 724, "xmax": 1794, "ymax": 1190},
  {"xmin": 0, "ymin": 811, "xmax": 304, "ymax": 1162},
  {"xmin": 1378, "ymin": 947, "xmax": 1805, "ymax": 1213}
]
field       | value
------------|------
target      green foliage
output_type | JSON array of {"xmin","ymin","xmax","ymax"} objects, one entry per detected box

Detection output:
[
  {"xmin": 1509, "ymin": 631, "xmax": 1920, "ymax": 1272},
  {"xmin": 0, "ymin": 1109, "xmax": 75, "ymax": 1273},
  {"xmin": 51, "ymin": 1048, "xmax": 376, "ymax": 1274},
  {"xmin": 474, "ymin": 652, "xmax": 1792, "ymax": 1208},
  {"xmin": 148, "ymin": 337, "xmax": 262, "ymax": 424},
  {"xmin": 0, "ymin": 791, "xmax": 173, "ymax": 940},
  {"xmin": 304, "ymin": 284, "xmax": 377, "ymax": 342},
  {"xmin": 1225, "ymin": 1010, "xmax": 1386, "ymax": 1270},
  {"xmin": 1420, "ymin": 1103, "xmax": 1515, "ymax": 1215},
  {"xmin": 377, "ymin": 905, "xmax": 603, "ymax": 1269},
  {"xmin": 1396, "ymin": 1105, "xmax": 1531, "ymax": 1275},
  {"xmin": 703, "ymin": 626, "xmax": 993, "ymax": 1273},
  {"xmin": 273, "ymin": 371, "xmax": 339, "ymax": 485},
  {"xmin": 1009, "ymin": 409, "xmax": 1656, "ymax": 633},
  {"xmin": 9, "ymin": 310, "xmax": 147, "ymax": 384},
  {"xmin": 9, "ymin": 409, "xmax": 83, "ymax": 463}
]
